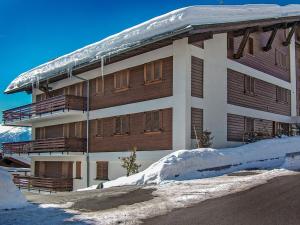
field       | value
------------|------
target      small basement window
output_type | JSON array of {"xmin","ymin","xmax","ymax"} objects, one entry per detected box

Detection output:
[{"xmin": 96, "ymin": 161, "xmax": 108, "ymax": 180}]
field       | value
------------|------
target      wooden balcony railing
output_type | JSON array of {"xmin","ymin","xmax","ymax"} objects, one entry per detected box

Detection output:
[
  {"xmin": 3, "ymin": 95, "xmax": 87, "ymax": 123},
  {"xmin": 13, "ymin": 175, "xmax": 73, "ymax": 192},
  {"xmin": 2, "ymin": 137, "xmax": 86, "ymax": 154}
]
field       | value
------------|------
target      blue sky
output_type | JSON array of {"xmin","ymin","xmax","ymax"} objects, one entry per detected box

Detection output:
[{"xmin": 0, "ymin": 0, "xmax": 297, "ymax": 114}]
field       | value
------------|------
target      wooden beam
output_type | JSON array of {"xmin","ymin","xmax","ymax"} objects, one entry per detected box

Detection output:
[
  {"xmin": 233, "ymin": 29, "xmax": 251, "ymax": 59},
  {"xmin": 263, "ymin": 28, "xmax": 278, "ymax": 51},
  {"xmin": 283, "ymin": 23, "xmax": 297, "ymax": 46}
]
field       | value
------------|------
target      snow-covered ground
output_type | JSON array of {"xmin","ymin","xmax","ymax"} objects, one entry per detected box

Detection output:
[
  {"xmin": 0, "ymin": 169, "xmax": 297, "ymax": 225},
  {"xmin": 103, "ymin": 136, "xmax": 300, "ymax": 188},
  {"xmin": 0, "ymin": 167, "xmax": 28, "ymax": 210}
]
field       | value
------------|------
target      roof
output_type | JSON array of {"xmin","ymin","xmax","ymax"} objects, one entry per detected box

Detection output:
[{"xmin": 5, "ymin": 4, "xmax": 300, "ymax": 94}]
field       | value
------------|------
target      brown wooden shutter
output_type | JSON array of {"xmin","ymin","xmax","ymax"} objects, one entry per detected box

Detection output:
[
  {"xmin": 96, "ymin": 161, "xmax": 108, "ymax": 180},
  {"xmin": 115, "ymin": 117, "xmax": 121, "ymax": 134},
  {"xmin": 145, "ymin": 112, "xmax": 152, "ymax": 132},
  {"xmin": 96, "ymin": 119, "xmax": 103, "ymax": 137},
  {"xmin": 75, "ymin": 161, "xmax": 81, "ymax": 179}
]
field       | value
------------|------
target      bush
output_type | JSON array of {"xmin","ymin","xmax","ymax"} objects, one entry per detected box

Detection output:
[{"xmin": 120, "ymin": 147, "xmax": 141, "ymax": 176}]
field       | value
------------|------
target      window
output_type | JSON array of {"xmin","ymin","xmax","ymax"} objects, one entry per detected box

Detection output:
[
  {"xmin": 75, "ymin": 161, "xmax": 81, "ymax": 179},
  {"xmin": 248, "ymin": 37, "xmax": 254, "ymax": 55},
  {"xmin": 144, "ymin": 60, "xmax": 163, "ymax": 84},
  {"xmin": 244, "ymin": 117, "xmax": 255, "ymax": 133},
  {"xmin": 114, "ymin": 70, "xmax": 129, "ymax": 91},
  {"xmin": 75, "ymin": 122, "xmax": 82, "ymax": 138},
  {"xmin": 114, "ymin": 115, "xmax": 130, "ymax": 135},
  {"xmin": 276, "ymin": 86, "xmax": 288, "ymax": 103},
  {"xmin": 96, "ymin": 119, "xmax": 103, "ymax": 137},
  {"xmin": 144, "ymin": 110, "xmax": 163, "ymax": 133},
  {"xmin": 95, "ymin": 77, "xmax": 104, "ymax": 94},
  {"xmin": 275, "ymin": 49, "xmax": 288, "ymax": 70},
  {"xmin": 244, "ymin": 75, "xmax": 255, "ymax": 95},
  {"xmin": 96, "ymin": 161, "xmax": 108, "ymax": 180}
]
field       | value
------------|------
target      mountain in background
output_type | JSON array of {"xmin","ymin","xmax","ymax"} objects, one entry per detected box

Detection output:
[{"xmin": 0, "ymin": 125, "xmax": 31, "ymax": 144}]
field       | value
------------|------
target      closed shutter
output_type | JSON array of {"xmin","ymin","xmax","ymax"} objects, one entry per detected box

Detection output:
[
  {"xmin": 96, "ymin": 161, "xmax": 108, "ymax": 180},
  {"xmin": 75, "ymin": 161, "xmax": 81, "ymax": 179}
]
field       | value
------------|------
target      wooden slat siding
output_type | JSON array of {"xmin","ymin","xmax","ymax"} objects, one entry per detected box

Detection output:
[
  {"xmin": 89, "ymin": 108, "xmax": 172, "ymax": 152},
  {"xmin": 89, "ymin": 57, "xmax": 173, "ymax": 110},
  {"xmin": 228, "ymin": 30, "xmax": 290, "ymax": 82},
  {"xmin": 227, "ymin": 69, "xmax": 291, "ymax": 116},
  {"xmin": 36, "ymin": 82, "xmax": 87, "ymax": 101},
  {"xmin": 296, "ymin": 44, "xmax": 300, "ymax": 115},
  {"xmin": 191, "ymin": 56, "xmax": 204, "ymax": 98},
  {"xmin": 227, "ymin": 114, "xmax": 273, "ymax": 142},
  {"xmin": 191, "ymin": 108, "xmax": 203, "ymax": 139}
]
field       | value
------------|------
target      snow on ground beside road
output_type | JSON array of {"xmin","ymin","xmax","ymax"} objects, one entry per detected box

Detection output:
[
  {"xmin": 103, "ymin": 136, "xmax": 300, "ymax": 188},
  {"xmin": 69, "ymin": 169, "xmax": 296, "ymax": 225},
  {"xmin": 0, "ymin": 167, "xmax": 28, "ymax": 210},
  {"xmin": 0, "ymin": 169, "xmax": 297, "ymax": 225}
]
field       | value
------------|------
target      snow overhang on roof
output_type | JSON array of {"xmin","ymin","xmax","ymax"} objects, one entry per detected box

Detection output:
[{"xmin": 5, "ymin": 4, "xmax": 300, "ymax": 94}]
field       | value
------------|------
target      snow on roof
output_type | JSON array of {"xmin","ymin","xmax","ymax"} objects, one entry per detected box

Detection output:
[{"xmin": 5, "ymin": 4, "xmax": 300, "ymax": 93}]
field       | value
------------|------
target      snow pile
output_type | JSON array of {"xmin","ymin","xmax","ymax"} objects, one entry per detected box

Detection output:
[
  {"xmin": 6, "ymin": 4, "xmax": 300, "ymax": 93},
  {"xmin": 104, "ymin": 136, "xmax": 300, "ymax": 188},
  {"xmin": 0, "ymin": 167, "xmax": 28, "ymax": 210},
  {"xmin": 282, "ymin": 152, "xmax": 300, "ymax": 171}
]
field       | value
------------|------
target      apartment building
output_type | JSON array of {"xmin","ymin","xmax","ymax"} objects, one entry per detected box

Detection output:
[{"xmin": 2, "ymin": 5, "xmax": 300, "ymax": 191}]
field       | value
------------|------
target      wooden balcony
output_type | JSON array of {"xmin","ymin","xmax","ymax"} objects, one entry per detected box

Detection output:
[
  {"xmin": 3, "ymin": 95, "xmax": 86, "ymax": 126},
  {"xmin": 2, "ymin": 137, "xmax": 86, "ymax": 154},
  {"xmin": 13, "ymin": 175, "xmax": 73, "ymax": 192}
]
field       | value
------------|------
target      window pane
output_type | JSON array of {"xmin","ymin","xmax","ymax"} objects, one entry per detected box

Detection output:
[
  {"xmin": 152, "ymin": 111, "xmax": 160, "ymax": 131},
  {"xmin": 154, "ymin": 61, "xmax": 161, "ymax": 80},
  {"xmin": 115, "ymin": 117, "xmax": 121, "ymax": 134},
  {"xmin": 146, "ymin": 63, "xmax": 152, "ymax": 82},
  {"xmin": 145, "ymin": 112, "xmax": 152, "ymax": 131}
]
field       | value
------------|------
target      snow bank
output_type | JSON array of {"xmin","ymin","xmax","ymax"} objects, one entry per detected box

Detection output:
[
  {"xmin": 103, "ymin": 136, "xmax": 300, "ymax": 188},
  {"xmin": 0, "ymin": 167, "xmax": 28, "ymax": 210},
  {"xmin": 6, "ymin": 4, "xmax": 300, "ymax": 93},
  {"xmin": 282, "ymin": 152, "xmax": 300, "ymax": 171}
]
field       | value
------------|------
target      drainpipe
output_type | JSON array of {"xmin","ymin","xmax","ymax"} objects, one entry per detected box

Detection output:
[{"xmin": 72, "ymin": 73, "xmax": 90, "ymax": 188}]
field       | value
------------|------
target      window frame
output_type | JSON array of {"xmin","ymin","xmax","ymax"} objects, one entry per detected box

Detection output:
[
  {"xmin": 114, "ymin": 70, "xmax": 130, "ymax": 92},
  {"xmin": 244, "ymin": 75, "xmax": 255, "ymax": 96},
  {"xmin": 144, "ymin": 110, "xmax": 163, "ymax": 134},
  {"xmin": 276, "ymin": 86, "xmax": 289, "ymax": 104},
  {"xmin": 144, "ymin": 60, "xmax": 163, "ymax": 85},
  {"xmin": 244, "ymin": 117, "xmax": 255, "ymax": 133},
  {"xmin": 275, "ymin": 48, "xmax": 288, "ymax": 70},
  {"xmin": 95, "ymin": 119, "xmax": 104, "ymax": 138},
  {"xmin": 114, "ymin": 115, "xmax": 130, "ymax": 136}
]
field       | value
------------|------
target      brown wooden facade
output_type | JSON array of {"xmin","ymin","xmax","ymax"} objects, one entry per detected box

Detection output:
[
  {"xmin": 228, "ymin": 29, "xmax": 291, "ymax": 82},
  {"xmin": 227, "ymin": 113, "xmax": 290, "ymax": 142},
  {"xmin": 228, "ymin": 69, "xmax": 291, "ymax": 116},
  {"xmin": 36, "ymin": 57, "xmax": 173, "ymax": 110},
  {"xmin": 89, "ymin": 108, "xmax": 172, "ymax": 152}
]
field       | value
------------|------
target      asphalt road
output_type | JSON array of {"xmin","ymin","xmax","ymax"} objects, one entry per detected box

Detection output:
[{"xmin": 143, "ymin": 173, "xmax": 300, "ymax": 225}]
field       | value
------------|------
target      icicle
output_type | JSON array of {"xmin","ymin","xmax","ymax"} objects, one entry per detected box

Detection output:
[
  {"xmin": 68, "ymin": 67, "xmax": 73, "ymax": 79},
  {"xmin": 101, "ymin": 56, "xmax": 105, "ymax": 93}
]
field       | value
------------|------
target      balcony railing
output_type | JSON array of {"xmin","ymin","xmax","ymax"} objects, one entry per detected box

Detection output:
[
  {"xmin": 2, "ymin": 137, "xmax": 87, "ymax": 154},
  {"xmin": 3, "ymin": 95, "xmax": 86, "ymax": 124},
  {"xmin": 13, "ymin": 175, "xmax": 73, "ymax": 192}
]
